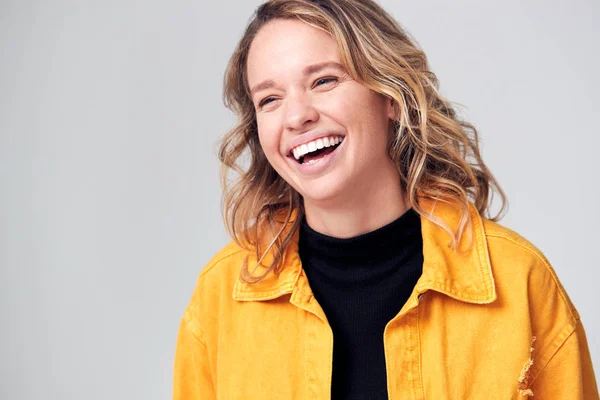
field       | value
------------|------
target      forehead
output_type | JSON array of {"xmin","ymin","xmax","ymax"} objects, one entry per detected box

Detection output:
[{"xmin": 246, "ymin": 19, "xmax": 340, "ymax": 86}]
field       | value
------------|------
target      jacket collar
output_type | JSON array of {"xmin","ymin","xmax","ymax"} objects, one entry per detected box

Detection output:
[{"xmin": 233, "ymin": 196, "xmax": 496, "ymax": 304}]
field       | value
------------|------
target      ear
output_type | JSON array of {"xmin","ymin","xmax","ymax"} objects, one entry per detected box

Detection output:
[{"xmin": 386, "ymin": 96, "xmax": 398, "ymax": 121}]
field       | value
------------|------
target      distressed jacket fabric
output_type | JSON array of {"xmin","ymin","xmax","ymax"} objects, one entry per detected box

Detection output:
[{"xmin": 173, "ymin": 198, "xmax": 599, "ymax": 399}]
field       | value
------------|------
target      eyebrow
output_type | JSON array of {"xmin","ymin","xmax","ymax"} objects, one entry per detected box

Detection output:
[{"xmin": 249, "ymin": 61, "xmax": 346, "ymax": 97}]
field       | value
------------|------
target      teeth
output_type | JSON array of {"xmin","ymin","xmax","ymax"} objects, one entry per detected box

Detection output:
[{"xmin": 292, "ymin": 135, "xmax": 344, "ymax": 160}]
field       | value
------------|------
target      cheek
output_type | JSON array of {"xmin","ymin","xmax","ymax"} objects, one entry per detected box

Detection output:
[
  {"xmin": 357, "ymin": 91, "xmax": 389, "ymax": 121},
  {"xmin": 256, "ymin": 118, "xmax": 275, "ymax": 149},
  {"xmin": 327, "ymin": 87, "xmax": 388, "ymax": 126},
  {"xmin": 356, "ymin": 93, "xmax": 389, "ymax": 132},
  {"xmin": 256, "ymin": 118, "xmax": 283, "ymax": 165},
  {"xmin": 337, "ymin": 91, "xmax": 391, "ymax": 157}
]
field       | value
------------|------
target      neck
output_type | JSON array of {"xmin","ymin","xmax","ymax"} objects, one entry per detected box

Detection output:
[{"xmin": 303, "ymin": 171, "xmax": 409, "ymax": 239}]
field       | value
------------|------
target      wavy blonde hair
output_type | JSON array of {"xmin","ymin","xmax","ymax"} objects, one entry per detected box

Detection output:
[{"xmin": 219, "ymin": 0, "xmax": 507, "ymax": 283}]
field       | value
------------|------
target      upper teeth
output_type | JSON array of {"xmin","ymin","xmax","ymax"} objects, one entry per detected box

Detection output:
[{"xmin": 292, "ymin": 136, "xmax": 344, "ymax": 160}]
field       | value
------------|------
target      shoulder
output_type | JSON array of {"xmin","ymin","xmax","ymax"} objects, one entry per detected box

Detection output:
[
  {"xmin": 477, "ymin": 218, "xmax": 600, "ymax": 392},
  {"xmin": 479, "ymin": 218, "xmax": 584, "ymax": 380},
  {"xmin": 481, "ymin": 218, "xmax": 556, "ymax": 277},
  {"xmin": 198, "ymin": 240, "xmax": 246, "ymax": 282},
  {"xmin": 195, "ymin": 239, "xmax": 248, "ymax": 299},
  {"xmin": 480, "ymin": 217, "xmax": 580, "ymax": 343},
  {"xmin": 481, "ymin": 218, "xmax": 577, "ymax": 316},
  {"xmin": 481, "ymin": 217, "xmax": 558, "ymax": 276},
  {"xmin": 482, "ymin": 218, "xmax": 552, "ymax": 267},
  {"xmin": 181, "ymin": 240, "xmax": 248, "ymax": 336}
]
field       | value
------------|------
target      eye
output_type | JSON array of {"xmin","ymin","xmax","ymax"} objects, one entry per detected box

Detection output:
[
  {"xmin": 313, "ymin": 76, "xmax": 338, "ymax": 87},
  {"xmin": 258, "ymin": 96, "xmax": 277, "ymax": 108}
]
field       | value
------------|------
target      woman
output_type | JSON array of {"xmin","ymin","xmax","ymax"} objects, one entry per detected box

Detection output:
[{"xmin": 173, "ymin": 0, "xmax": 598, "ymax": 399}]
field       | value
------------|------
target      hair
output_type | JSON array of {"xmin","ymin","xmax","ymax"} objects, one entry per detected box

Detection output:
[{"xmin": 219, "ymin": 0, "xmax": 508, "ymax": 283}]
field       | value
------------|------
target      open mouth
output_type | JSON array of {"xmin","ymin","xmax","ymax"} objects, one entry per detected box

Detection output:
[
  {"xmin": 299, "ymin": 142, "xmax": 340, "ymax": 164},
  {"xmin": 290, "ymin": 139, "xmax": 343, "ymax": 165}
]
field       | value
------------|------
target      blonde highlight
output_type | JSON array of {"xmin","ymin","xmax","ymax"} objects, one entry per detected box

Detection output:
[{"xmin": 219, "ymin": 0, "xmax": 508, "ymax": 283}]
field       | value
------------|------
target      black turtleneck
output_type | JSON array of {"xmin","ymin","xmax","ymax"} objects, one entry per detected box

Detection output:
[{"xmin": 298, "ymin": 207, "xmax": 424, "ymax": 400}]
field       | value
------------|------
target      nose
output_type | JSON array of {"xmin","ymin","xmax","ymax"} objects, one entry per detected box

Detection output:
[{"xmin": 283, "ymin": 92, "xmax": 319, "ymax": 131}]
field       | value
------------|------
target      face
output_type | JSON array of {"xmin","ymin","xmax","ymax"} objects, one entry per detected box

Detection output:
[{"xmin": 246, "ymin": 18, "xmax": 397, "ymax": 209}]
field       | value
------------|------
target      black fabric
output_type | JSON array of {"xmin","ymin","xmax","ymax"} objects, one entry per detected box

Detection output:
[{"xmin": 299, "ymin": 207, "xmax": 424, "ymax": 400}]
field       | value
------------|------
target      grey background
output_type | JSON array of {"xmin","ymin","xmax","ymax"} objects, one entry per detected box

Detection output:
[{"xmin": 1, "ymin": 0, "xmax": 598, "ymax": 399}]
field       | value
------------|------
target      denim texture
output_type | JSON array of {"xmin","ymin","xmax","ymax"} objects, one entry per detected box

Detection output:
[{"xmin": 174, "ymin": 197, "xmax": 598, "ymax": 399}]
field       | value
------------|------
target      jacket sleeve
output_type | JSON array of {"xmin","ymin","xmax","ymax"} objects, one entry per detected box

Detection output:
[
  {"xmin": 528, "ymin": 318, "xmax": 599, "ymax": 399},
  {"xmin": 173, "ymin": 311, "xmax": 216, "ymax": 400}
]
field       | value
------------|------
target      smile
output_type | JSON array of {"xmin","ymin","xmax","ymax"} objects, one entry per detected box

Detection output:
[{"xmin": 291, "ymin": 135, "xmax": 344, "ymax": 164}]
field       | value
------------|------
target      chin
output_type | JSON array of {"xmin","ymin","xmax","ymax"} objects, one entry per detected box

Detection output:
[{"xmin": 297, "ymin": 183, "xmax": 347, "ymax": 207}]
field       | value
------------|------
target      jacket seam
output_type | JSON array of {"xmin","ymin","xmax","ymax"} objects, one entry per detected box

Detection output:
[
  {"xmin": 473, "ymin": 212, "xmax": 496, "ymax": 301},
  {"xmin": 528, "ymin": 316, "xmax": 579, "ymax": 387},
  {"xmin": 485, "ymin": 232, "xmax": 578, "ymax": 319},
  {"xmin": 198, "ymin": 247, "xmax": 245, "ymax": 280},
  {"xmin": 235, "ymin": 284, "xmax": 296, "ymax": 300},
  {"xmin": 182, "ymin": 308, "xmax": 217, "ymax": 396},
  {"xmin": 235, "ymin": 265, "xmax": 306, "ymax": 301},
  {"xmin": 416, "ymin": 280, "xmax": 493, "ymax": 303},
  {"xmin": 414, "ymin": 306, "xmax": 425, "ymax": 399},
  {"xmin": 186, "ymin": 248, "xmax": 245, "ymax": 332},
  {"xmin": 183, "ymin": 308, "xmax": 208, "ymax": 346},
  {"xmin": 409, "ymin": 310, "xmax": 416, "ymax": 399},
  {"xmin": 418, "ymin": 304, "xmax": 426, "ymax": 398}
]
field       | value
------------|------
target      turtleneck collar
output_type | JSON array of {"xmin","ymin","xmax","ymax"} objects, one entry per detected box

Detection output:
[{"xmin": 299, "ymin": 207, "xmax": 422, "ymax": 268}]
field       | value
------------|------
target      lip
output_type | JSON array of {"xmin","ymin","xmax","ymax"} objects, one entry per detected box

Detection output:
[
  {"xmin": 287, "ymin": 135, "xmax": 345, "ymax": 176},
  {"xmin": 285, "ymin": 129, "xmax": 346, "ymax": 157}
]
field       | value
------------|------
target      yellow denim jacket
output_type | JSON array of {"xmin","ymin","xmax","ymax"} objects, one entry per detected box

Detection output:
[{"xmin": 173, "ymin": 198, "xmax": 598, "ymax": 399}]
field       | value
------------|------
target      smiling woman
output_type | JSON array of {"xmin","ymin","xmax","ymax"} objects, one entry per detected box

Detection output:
[
  {"xmin": 247, "ymin": 18, "xmax": 401, "ymax": 218},
  {"xmin": 173, "ymin": 1, "xmax": 598, "ymax": 399}
]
